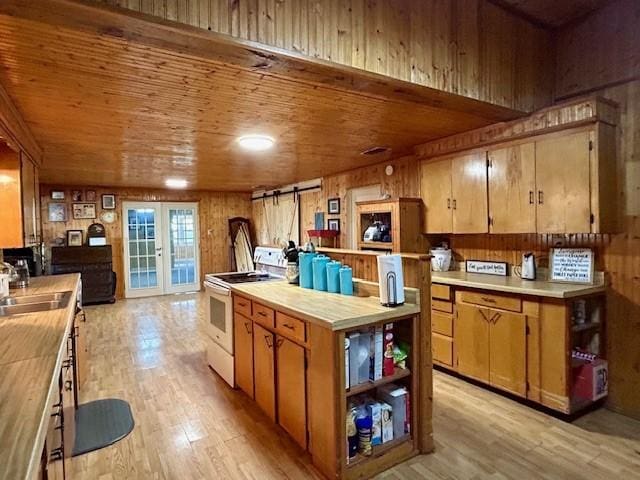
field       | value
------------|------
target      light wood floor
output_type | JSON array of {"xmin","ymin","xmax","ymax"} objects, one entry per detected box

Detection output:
[{"xmin": 72, "ymin": 293, "xmax": 640, "ymax": 479}]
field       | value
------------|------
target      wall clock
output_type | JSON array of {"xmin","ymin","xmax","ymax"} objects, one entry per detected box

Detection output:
[{"xmin": 100, "ymin": 210, "xmax": 116, "ymax": 224}]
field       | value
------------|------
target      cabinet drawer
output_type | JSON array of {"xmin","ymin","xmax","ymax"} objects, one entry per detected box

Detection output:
[
  {"xmin": 276, "ymin": 312, "xmax": 306, "ymax": 344},
  {"xmin": 431, "ymin": 284, "xmax": 451, "ymax": 301},
  {"xmin": 432, "ymin": 299, "xmax": 454, "ymax": 314},
  {"xmin": 459, "ymin": 290, "xmax": 522, "ymax": 313},
  {"xmin": 432, "ymin": 311, "xmax": 453, "ymax": 337},
  {"xmin": 252, "ymin": 302, "xmax": 275, "ymax": 328},
  {"xmin": 432, "ymin": 333, "xmax": 453, "ymax": 366},
  {"xmin": 233, "ymin": 295, "xmax": 252, "ymax": 318}
]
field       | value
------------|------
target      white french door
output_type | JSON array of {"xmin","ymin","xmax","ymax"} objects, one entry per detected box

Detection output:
[{"xmin": 123, "ymin": 201, "xmax": 200, "ymax": 298}]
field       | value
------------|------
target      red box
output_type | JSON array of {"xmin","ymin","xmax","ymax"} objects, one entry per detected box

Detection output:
[{"xmin": 572, "ymin": 358, "xmax": 608, "ymax": 401}]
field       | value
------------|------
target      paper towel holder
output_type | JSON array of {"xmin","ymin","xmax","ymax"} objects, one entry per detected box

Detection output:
[{"xmin": 382, "ymin": 271, "xmax": 403, "ymax": 307}]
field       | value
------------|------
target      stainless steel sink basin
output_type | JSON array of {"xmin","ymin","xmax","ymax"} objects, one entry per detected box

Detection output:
[
  {"xmin": 0, "ymin": 291, "xmax": 72, "ymax": 317},
  {"xmin": 0, "ymin": 292, "xmax": 70, "ymax": 306}
]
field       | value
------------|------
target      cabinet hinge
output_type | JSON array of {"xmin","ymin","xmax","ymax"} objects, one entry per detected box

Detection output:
[
  {"xmin": 590, "ymin": 213, "xmax": 595, "ymax": 224},
  {"xmin": 486, "ymin": 155, "xmax": 492, "ymax": 168},
  {"xmin": 525, "ymin": 325, "xmax": 530, "ymax": 335},
  {"xmin": 488, "ymin": 216, "xmax": 494, "ymax": 227},
  {"xmin": 589, "ymin": 140, "xmax": 593, "ymax": 151},
  {"xmin": 304, "ymin": 356, "xmax": 308, "ymax": 371},
  {"xmin": 526, "ymin": 381, "xmax": 530, "ymax": 392}
]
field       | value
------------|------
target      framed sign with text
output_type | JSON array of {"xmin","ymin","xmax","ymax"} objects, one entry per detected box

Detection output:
[{"xmin": 550, "ymin": 248, "xmax": 594, "ymax": 284}]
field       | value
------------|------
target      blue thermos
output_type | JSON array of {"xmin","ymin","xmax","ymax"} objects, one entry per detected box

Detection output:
[
  {"xmin": 340, "ymin": 266, "xmax": 353, "ymax": 295},
  {"xmin": 299, "ymin": 252, "xmax": 317, "ymax": 289},
  {"xmin": 312, "ymin": 255, "xmax": 330, "ymax": 291},
  {"xmin": 326, "ymin": 261, "xmax": 342, "ymax": 293}
]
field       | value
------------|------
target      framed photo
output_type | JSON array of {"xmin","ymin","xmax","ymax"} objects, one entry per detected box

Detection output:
[
  {"xmin": 48, "ymin": 203, "xmax": 67, "ymax": 222},
  {"xmin": 72, "ymin": 203, "xmax": 96, "ymax": 219},
  {"xmin": 66, "ymin": 230, "xmax": 83, "ymax": 247},
  {"xmin": 50, "ymin": 190, "xmax": 65, "ymax": 200},
  {"xmin": 71, "ymin": 190, "xmax": 82, "ymax": 202},
  {"xmin": 102, "ymin": 194, "xmax": 116, "ymax": 210},
  {"xmin": 85, "ymin": 190, "xmax": 96, "ymax": 202},
  {"xmin": 327, "ymin": 198, "xmax": 340, "ymax": 215},
  {"xmin": 328, "ymin": 218, "xmax": 340, "ymax": 231}
]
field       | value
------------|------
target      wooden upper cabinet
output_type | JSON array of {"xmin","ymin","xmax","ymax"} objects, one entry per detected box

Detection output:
[
  {"xmin": 455, "ymin": 303, "xmax": 490, "ymax": 383},
  {"xmin": 489, "ymin": 311, "xmax": 527, "ymax": 397},
  {"xmin": 253, "ymin": 323, "xmax": 276, "ymax": 421},
  {"xmin": 420, "ymin": 159, "xmax": 453, "ymax": 233},
  {"xmin": 488, "ymin": 143, "xmax": 536, "ymax": 233},
  {"xmin": 0, "ymin": 145, "xmax": 23, "ymax": 248},
  {"xmin": 535, "ymin": 131, "xmax": 592, "ymax": 233},
  {"xmin": 451, "ymin": 152, "xmax": 489, "ymax": 233}
]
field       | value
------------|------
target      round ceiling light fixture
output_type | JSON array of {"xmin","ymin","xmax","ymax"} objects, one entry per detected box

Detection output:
[
  {"xmin": 237, "ymin": 134, "xmax": 275, "ymax": 152},
  {"xmin": 165, "ymin": 178, "xmax": 188, "ymax": 189}
]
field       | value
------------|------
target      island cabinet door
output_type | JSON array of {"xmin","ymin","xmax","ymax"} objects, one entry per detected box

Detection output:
[
  {"xmin": 253, "ymin": 323, "xmax": 276, "ymax": 421},
  {"xmin": 276, "ymin": 336, "xmax": 307, "ymax": 449},
  {"xmin": 489, "ymin": 311, "xmax": 527, "ymax": 397},
  {"xmin": 234, "ymin": 313, "xmax": 254, "ymax": 398},
  {"xmin": 455, "ymin": 304, "xmax": 490, "ymax": 382}
]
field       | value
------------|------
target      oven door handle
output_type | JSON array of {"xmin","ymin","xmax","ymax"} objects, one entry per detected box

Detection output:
[{"xmin": 204, "ymin": 282, "xmax": 231, "ymax": 296}]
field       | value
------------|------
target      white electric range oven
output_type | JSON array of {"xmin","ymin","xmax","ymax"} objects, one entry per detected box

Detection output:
[{"xmin": 203, "ymin": 246, "xmax": 286, "ymax": 387}]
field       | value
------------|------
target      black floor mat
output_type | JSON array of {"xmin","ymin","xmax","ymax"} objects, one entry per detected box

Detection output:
[{"xmin": 72, "ymin": 398, "xmax": 135, "ymax": 456}]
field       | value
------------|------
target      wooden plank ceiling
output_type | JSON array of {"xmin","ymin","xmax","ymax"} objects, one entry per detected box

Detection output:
[
  {"xmin": 494, "ymin": 0, "xmax": 611, "ymax": 28},
  {"xmin": 0, "ymin": 0, "xmax": 522, "ymax": 191}
]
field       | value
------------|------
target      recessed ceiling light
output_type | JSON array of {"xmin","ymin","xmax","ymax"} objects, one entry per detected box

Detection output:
[
  {"xmin": 165, "ymin": 178, "xmax": 188, "ymax": 189},
  {"xmin": 237, "ymin": 135, "xmax": 275, "ymax": 151}
]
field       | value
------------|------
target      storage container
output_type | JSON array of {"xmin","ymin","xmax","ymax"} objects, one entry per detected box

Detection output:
[
  {"xmin": 340, "ymin": 266, "xmax": 353, "ymax": 295},
  {"xmin": 299, "ymin": 251, "xmax": 317, "ymax": 289},
  {"xmin": 312, "ymin": 255, "xmax": 330, "ymax": 291},
  {"xmin": 326, "ymin": 260, "xmax": 342, "ymax": 293}
]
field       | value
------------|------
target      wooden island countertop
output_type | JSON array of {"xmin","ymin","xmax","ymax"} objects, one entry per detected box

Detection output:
[
  {"xmin": 229, "ymin": 280, "xmax": 420, "ymax": 331},
  {"xmin": 0, "ymin": 274, "xmax": 80, "ymax": 480}
]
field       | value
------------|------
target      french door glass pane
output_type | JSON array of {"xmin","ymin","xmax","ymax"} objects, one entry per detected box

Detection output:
[
  {"xmin": 127, "ymin": 208, "xmax": 159, "ymax": 289},
  {"xmin": 168, "ymin": 208, "xmax": 196, "ymax": 286}
]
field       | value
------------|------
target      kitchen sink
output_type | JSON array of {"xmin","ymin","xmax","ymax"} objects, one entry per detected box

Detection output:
[{"xmin": 0, "ymin": 291, "xmax": 72, "ymax": 317}]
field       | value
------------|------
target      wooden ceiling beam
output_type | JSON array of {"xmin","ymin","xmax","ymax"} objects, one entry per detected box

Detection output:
[
  {"xmin": 0, "ymin": 0, "xmax": 523, "ymax": 124},
  {"xmin": 0, "ymin": 79, "xmax": 42, "ymax": 164}
]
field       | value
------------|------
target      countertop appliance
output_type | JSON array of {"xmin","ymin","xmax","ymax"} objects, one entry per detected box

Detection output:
[
  {"xmin": 522, "ymin": 252, "xmax": 536, "ymax": 280},
  {"xmin": 203, "ymin": 246, "xmax": 285, "ymax": 387}
]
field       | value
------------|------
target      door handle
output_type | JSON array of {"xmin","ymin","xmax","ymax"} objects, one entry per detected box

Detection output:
[
  {"xmin": 538, "ymin": 190, "xmax": 544, "ymax": 204},
  {"xmin": 264, "ymin": 335, "xmax": 273, "ymax": 348},
  {"xmin": 491, "ymin": 312, "xmax": 501, "ymax": 324},
  {"xmin": 529, "ymin": 191, "xmax": 534, "ymax": 204},
  {"xmin": 275, "ymin": 338, "xmax": 284, "ymax": 348},
  {"xmin": 478, "ymin": 309, "xmax": 489, "ymax": 323},
  {"xmin": 447, "ymin": 198, "xmax": 451, "ymax": 209},
  {"xmin": 452, "ymin": 199, "xmax": 457, "ymax": 210},
  {"xmin": 282, "ymin": 323, "xmax": 295, "ymax": 330},
  {"xmin": 244, "ymin": 322, "xmax": 251, "ymax": 334}
]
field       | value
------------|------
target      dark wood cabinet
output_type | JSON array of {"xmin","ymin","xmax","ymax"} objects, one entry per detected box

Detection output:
[{"xmin": 51, "ymin": 246, "xmax": 115, "ymax": 304}]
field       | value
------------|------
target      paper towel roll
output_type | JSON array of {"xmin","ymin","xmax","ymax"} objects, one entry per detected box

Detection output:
[{"xmin": 377, "ymin": 254, "xmax": 405, "ymax": 306}]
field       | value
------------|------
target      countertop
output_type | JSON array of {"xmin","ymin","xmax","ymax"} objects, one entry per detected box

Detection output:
[
  {"xmin": 0, "ymin": 274, "xmax": 80, "ymax": 480},
  {"xmin": 431, "ymin": 270, "xmax": 606, "ymax": 299},
  {"xmin": 230, "ymin": 280, "xmax": 420, "ymax": 331}
]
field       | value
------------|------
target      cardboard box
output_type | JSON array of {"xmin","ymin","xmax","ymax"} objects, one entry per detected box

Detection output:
[
  {"xmin": 377, "ymin": 383, "xmax": 407, "ymax": 439},
  {"xmin": 370, "ymin": 326, "xmax": 383, "ymax": 381},
  {"xmin": 380, "ymin": 402, "xmax": 393, "ymax": 443},
  {"xmin": 368, "ymin": 402, "xmax": 382, "ymax": 446}
]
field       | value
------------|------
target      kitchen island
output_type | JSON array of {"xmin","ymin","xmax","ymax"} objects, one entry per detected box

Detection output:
[
  {"xmin": 229, "ymin": 278, "xmax": 433, "ymax": 479},
  {"xmin": 0, "ymin": 274, "xmax": 82, "ymax": 480}
]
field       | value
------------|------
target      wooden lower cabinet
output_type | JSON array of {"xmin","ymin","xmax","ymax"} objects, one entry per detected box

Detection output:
[
  {"xmin": 455, "ymin": 304, "xmax": 490, "ymax": 383},
  {"xmin": 234, "ymin": 313, "xmax": 254, "ymax": 398},
  {"xmin": 275, "ymin": 336, "xmax": 307, "ymax": 449},
  {"xmin": 253, "ymin": 323, "xmax": 276, "ymax": 421},
  {"xmin": 488, "ymin": 311, "xmax": 527, "ymax": 396}
]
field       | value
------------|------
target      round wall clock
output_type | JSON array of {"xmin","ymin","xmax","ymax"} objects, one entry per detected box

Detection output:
[{"xmin": 100, "ymin": 210, "xmax": 116, "ymax": 224}]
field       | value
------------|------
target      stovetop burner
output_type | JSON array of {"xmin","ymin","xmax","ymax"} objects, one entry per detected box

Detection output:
[{"xmin": 207, "ymin": 272, "xmax": 277, "ymax": 285}]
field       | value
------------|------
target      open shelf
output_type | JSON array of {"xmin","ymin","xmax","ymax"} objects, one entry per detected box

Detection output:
[
  {"xmin": 571, "ymin": 322, "xmax": 601, "ymax": 333},
  {"xmin": 346, "ymin": 367, "xmax": 411, "ymax": 397},
  {"xmin": 358, "ymin": 241, "xmax": 392, "ymax": 250},
  {"xmin": 346, "ymin": 435, "xmax": 412, "ymax": 468}
]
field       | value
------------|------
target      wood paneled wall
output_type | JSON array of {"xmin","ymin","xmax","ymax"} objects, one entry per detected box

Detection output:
[
  {"xmin": 97, "ymin": 0, "xmax": 553, "ymax": 112},
  {"xmin": 555, "ymin": 0, "xmax": 640, "ymax": 100},
  {"xmin": 40, "ymin": 185, "xmax": 252, "ymax": 299},
  {"xmin": 298, "ymin": 154, "xmax": 420, "ymax": 247}
]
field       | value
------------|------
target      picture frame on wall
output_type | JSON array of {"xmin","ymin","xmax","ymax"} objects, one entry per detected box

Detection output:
[
  {"xmin": 48, "ymin": 203, "xmax": 67, "ymax": 222},
  {"xmin": 327, "ymin": 198, "xmax": 340, "ymax": 214},
  {"xmin": 50, "ymin": 190, "xmax": 65, "ymax": 200},
  {"xmin": 72, "ymin": 190, "xmax": 82, "ymax": 202},
  {"xmin": 102, "ymin": 194, "xmax": 116, "ymax": 210},
  {"xmin": 328, "ymin": 218, "xmax": 340, "ymax": 231},
  {"xmin": 66, "ymin": 230, "xmax": 83, "ymax": 247},
  {"xmin": 85, "ymin": 190, "xmax": 96, "ymax": 202},
  {"xmin": 72, "ymin": 203, "xmax": 97, "ymax": 220}
]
